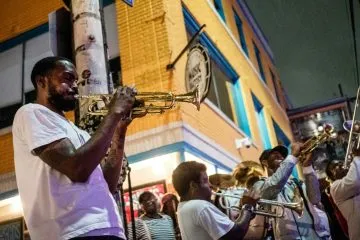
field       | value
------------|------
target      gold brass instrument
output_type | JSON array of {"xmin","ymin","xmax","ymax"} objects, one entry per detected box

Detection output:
[
  {"xmin": 212, "ymin": 191, "xmax": 304, "ymax": 218},
  {"xmin": 298, "ymin": 123, "xmax": 335, "ymax": 160},
  {"xmin": 344, "ymin": 87, "xmax": 360, "ymax": 169},
  {"xmin": 76, "ymin": 87, "xmax": 201, "ymax": 117}
]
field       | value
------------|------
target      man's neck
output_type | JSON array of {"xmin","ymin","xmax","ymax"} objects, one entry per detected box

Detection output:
[
  {"xmin": 180, "ymin": 194, "xmax": 209, "ymax": 202},
  {"xmin": 144, "ymin": 212, "xmax": 161, "ymax": 219},
  {"xmin": 36, "ymin": 98, "xmax": 64, "ymax": 117}
]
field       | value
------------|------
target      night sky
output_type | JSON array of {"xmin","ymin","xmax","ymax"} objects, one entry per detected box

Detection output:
[{"xmin": 245, "ymin": 0, "xmax": 360, "ymax": 108}]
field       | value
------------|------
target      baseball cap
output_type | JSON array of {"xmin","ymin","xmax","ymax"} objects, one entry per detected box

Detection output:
[{"xmin": 259, "ymin": 145, "xmax": 288, "ymax": 161}]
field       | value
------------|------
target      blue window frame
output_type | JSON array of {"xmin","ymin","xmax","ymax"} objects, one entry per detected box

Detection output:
[
  {"xmin": 253, "ymin": 43, "xmax": 266, "ymax": 82},
  {"xmin": 252, "ymin": 94, "xmax": 271, "ymax": 149},
  {"xmin": 214, "ymin": 0, "xmax": 226, "ymax": 22},
  {"xmin": 270, "ymin": 69, "xmax": 280, "ymax": 102},
  {"xmin": 272, "ymin": 119, "xmax": 299, "ymax": 178},
  {"xmin": 183, "ymin": 6, "xmax": 251, "ymax": 137},
  {"xmin": 233, "ymin": 9, "xmax": 248, "ymax": 56}
]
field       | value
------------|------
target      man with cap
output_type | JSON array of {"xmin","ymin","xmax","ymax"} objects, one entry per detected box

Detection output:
[{"xmin": 253, "ymin": 143, "xmax": 331, "ymax": 240}]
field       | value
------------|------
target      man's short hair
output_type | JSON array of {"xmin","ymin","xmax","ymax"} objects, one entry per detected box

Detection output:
[
  {"xmin": 138, "ymin": 191, "xmax": 155, "ymax": 204},
  {"xmin": 172, "ymin": 161, "xmax": 207, "ymax": 198},
  {"xmin": 31, "ymin": 56, "xmax": 72, "ymax": 89}
]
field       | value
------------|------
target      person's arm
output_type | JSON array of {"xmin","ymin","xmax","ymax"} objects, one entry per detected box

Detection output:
[
  {"xmin": 220, "ymin": 186, "xmax": 260, "ymax": 240},
  {"xmin": 301, "ymin": 153, "xmax": 322, "ymax": 205},
  {"xmin": 33, "ymin": 87, "xmax": 135, "ymax": 183},
  {"xmin": 260, "ymin": 155, "xmax": 298, "ymax": 199},
  {"xmin": 219, "ymin": 207, "xmax": 254, "ymax": 240},
  {"xmin": 331, "ymin": 156, "xmax": 360, "ymax": 202},
  {"xmin": 102, "ymin": 120, "xmax": 128, "ymax": 193}
]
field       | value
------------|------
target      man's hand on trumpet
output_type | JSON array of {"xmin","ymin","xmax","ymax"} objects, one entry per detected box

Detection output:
[
  {"xmin": 240, "ymin": 187, "xmax": 261, "ymax": 208},
  {"xmin": 101, "ymin": 86, "xmax": 146, "ymax": 124}
]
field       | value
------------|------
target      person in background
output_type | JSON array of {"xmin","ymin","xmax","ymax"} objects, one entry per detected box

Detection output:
[
  {"xmin": 328, "ymin": 153, "xmax": 360, "ymax": 240},
  {"xmin": 138, "ymin": 191, "xmax": 176, "ymax": 240},
  {"xmin": 161, "ymin": 193, "xmax": 181, "ymax": 240},
  {"xmin": 321, "ymin": 159, "xmax": 349, "ymax": 240}
]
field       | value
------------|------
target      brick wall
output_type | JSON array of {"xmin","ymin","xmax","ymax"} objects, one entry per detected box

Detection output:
[
  {"xmin": 0, "ymin": 133, "xmax": 14, "ymax": 174},
  {"xmin": 0, "ymin": 0, "xmax": 63, "ymax": 42}
]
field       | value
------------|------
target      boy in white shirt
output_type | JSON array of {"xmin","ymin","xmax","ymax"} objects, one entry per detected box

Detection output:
[{"xmin": 172, "ymin": 161, "xmax": 261, "ymax": 240}]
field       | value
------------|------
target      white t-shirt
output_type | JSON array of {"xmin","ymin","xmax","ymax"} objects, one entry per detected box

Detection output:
[
  {"xmin": 177, "ymin": 200, "xmax": 234, "ymax": 240},
  {"xmin": 12, "ymin": 104, "xmax": 125, "ymax": 240}
]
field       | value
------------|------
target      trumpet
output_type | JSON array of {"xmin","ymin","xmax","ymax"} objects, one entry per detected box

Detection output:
[
  {"xmin": 75, "ymin": 87, "xmax": 201, "ymax": 117},
  {"xmin": 212, "ymin": 191, "xmax": 304, "ymax": 218},
  {"xmin": 298, "ymin": 123, "xmax": 335, "ymax": 160}
]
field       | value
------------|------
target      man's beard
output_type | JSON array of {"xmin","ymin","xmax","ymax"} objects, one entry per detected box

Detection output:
[{"xmin": 48, "ymin": 85, "xmax": 76, "ymax": 112}]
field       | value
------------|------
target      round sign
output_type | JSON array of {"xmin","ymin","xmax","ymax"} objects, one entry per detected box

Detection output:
[{"xmin": 185, "ymin": 44, "xmax": 211, "ymax": 103}]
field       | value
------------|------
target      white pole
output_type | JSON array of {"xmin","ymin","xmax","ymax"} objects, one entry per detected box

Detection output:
[{"xmin": 71, "ymin": 0, "xmax": 110, "ymax": 118}]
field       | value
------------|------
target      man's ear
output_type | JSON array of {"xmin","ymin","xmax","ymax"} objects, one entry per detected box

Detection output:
[
  {"xmin": 189, "ymin": 181, "xmax": 198, "ymax": 193},
  {"xmin": 35, "ymin": 75, "xmax": 46, "ymax": 89}
]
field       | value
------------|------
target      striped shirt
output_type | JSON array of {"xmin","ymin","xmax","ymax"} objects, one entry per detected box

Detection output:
[
  {"xmin": 127, "ymin": 219, "xmax": 152, "ymax": 240},
  {"xmin": 141, "ymin": 214, "xmax": 176, "ymax": 240}
]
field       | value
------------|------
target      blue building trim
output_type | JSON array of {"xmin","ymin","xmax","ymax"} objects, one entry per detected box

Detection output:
[
  {"xmin": 252, "ymin": 94, "xmax": 271, "ymax": 148},
  {"xmin": 232, "ymin": 80, "xmax": 251, "ymax": 136},
  {"xmin": 127, "ymin": 142, "xmax": 185, "ymax": 164},
  {"xmin": 183, "ymin": 6, "xmax": 251, "ymax": 136},
  {"xmin": 213, "ymin": 0, "xmax": 226, "ymax": 22},
  {"xmin": 235, "ymin": 0, "xmax": 274, "ymax": 63},
  {"xmin": 233, "ymin": 8, "xmax": 248, "ymax": 56},
  {"xmin": 0, "ymin": 23, "xmax": 49, "ymax": 53},
  {"xmin": 0, "ymin": 0, "xmax": 115, "ymax": 53},
  {"xmin": 127, "ymin": 141, "xmax": 232, "ymax": 172},
  {"xmin": 272, "ymin": 119, "xmax": 290, "ymax": 147},
  {"xmin": 0, "ymin": 189, "xmax": 18, "ymax": 201},
  {"xmin": 253, "ymin": 43, "xmax": 266, "ymax": 82},
  {"xmin": 272, "ymin": 119, "xmax": 298, "ymax": 178}
]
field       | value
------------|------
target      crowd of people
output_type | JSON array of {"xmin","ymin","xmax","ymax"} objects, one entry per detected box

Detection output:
[{"xmin": 12, "ymin": 56, "xmax": 360, "ymax": 240}]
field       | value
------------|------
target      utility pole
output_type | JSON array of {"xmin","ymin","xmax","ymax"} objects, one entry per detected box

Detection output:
[{"xmin": 63, "ymin": 0, "xmax": 112, "ymax": 121}]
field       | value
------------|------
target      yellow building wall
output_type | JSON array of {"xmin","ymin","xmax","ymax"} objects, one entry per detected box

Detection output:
[
  {"xmin": 180, "ymin": 0, "xmax": 293, "ymax": 158},
  {"xmin": 0, "ymin": 0, "xmax": 293, "ymax": 174},
  {"xmin": 0, "ymin": 0, "xmax": 65, "ymax": 175},
  {"xmin": 0, "ymin": 0, "xmax": 63, "ymax": 42}
]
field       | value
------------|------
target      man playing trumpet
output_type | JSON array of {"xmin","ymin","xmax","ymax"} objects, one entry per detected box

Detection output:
[
  {"xmin": 254, "ymin": 143, "xmax": 331, "ymax": 240},
  {"xmin": 172, "ymin": 161, "xmax": 261, "ymax": 240},
  {"xmin": 12, "ymin": 57, "xmax": 136, "ymax": 240}
]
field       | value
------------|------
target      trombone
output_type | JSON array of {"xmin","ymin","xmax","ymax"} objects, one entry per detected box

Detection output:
[
  {"xmin": 212, "ymin": 191, "xmax": 304, "ymax": 218},
  {"xmin": 75, "ymin": 86, "xmax": 202, "ymax": 117},
  {"xmin": 344, "ymin": 86, "xmax": 360, "ymax": 169}
]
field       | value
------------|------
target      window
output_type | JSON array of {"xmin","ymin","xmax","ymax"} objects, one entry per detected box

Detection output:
[
  {"xmin": 0, "ymin": 2, "xmax": 121, "ymax": 129},
  {"xmin": 273, "ymin": 119, "xmax": 290, "ymax": 147},
  {"xmin": 253, "ymin": 43, "xmax": 266, "ymax": 82},
  {"xmin": 270, "ymin": 69, "xmax": 280, "ymax": 102},
  {"xmin": 104, "ymin": 3, "xmax": 120, "ymax": 59},
  {"xmin": 213, "ymin": 0, "xmax": 226, "ymax": 22},
  {"xmin": 233, "ymin": 9, "xmax": 248, "ymax": 56},
  {"xmin": 182, "ymin": 6, "xmax": 251, "ymax": 136},
  {"xmin": 207, "ymin": 59, "xmax": 235, "ymax": 122},
  {"xmin": 272, "ymin": 119, "xmax": 297, "ymax": 177},
  {"xmin": 252, "ymin": 94, "xmax": 271, "ymax": 149}
]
